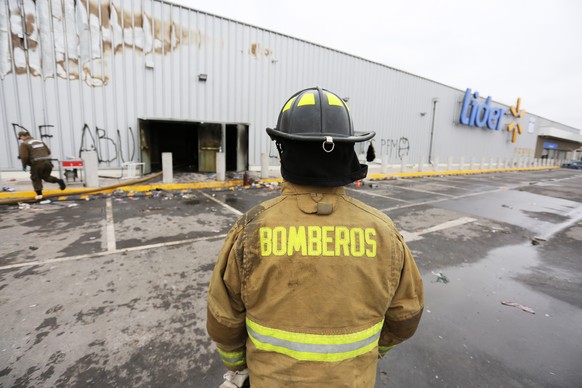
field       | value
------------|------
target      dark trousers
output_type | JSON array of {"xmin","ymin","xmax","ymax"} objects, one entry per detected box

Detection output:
[{"xmin": 30, "ymin": 161, "xmax": 59, "ymax": 193}]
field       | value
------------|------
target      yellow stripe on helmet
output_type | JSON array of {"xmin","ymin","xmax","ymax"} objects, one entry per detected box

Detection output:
[
  {"xmin": 326, "ymin": 92, "xmax": 344, "ymax": 107},
  {"xmin": 297, "ymin": 93, "xmax": 316, "ymax": 106},
  {"xmin": 282, "ymin": 96, "xmax": 297, "ymax": 112}
]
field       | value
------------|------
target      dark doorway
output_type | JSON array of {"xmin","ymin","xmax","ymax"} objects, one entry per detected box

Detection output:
[{"xmin": 139, "ymin": 119, "xmax": 248, "ymax": 173}]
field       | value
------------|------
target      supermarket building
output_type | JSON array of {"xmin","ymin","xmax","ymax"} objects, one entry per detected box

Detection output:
[{"xmin": 1, "ymin": 0, "xmax": 581, "ymax": 178}]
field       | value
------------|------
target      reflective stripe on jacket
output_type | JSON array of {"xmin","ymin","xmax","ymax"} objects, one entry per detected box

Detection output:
[
  {"xmin": 246, "ymin": 318, "xmax": 383, "ymax": 362},
  {"xmin": 207, "ymin": 181, "xmax": 424, "ymax": 387}
]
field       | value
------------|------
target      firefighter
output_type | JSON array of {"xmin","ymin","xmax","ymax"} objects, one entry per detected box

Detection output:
[
  {"xmin": 18, "ymin": 131, "xmax": 66, "ymax": 200},
  {"xmin": 207, "ymin": 87, "xmax": 424, "ymax": 388}
]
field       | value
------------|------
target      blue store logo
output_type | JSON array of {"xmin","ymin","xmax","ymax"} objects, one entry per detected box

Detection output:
[
  {"xmin": 459, "ymin": 88, "xmax": 508, "ymax": 131},
  {"xmin": 459, "ymin": 88, "xmax": 526, "ymax": 143}
]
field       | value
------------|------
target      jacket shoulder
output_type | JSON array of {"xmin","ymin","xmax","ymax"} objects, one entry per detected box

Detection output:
[
  {"xmin": 233, "ymin": 195, "xmax": 286, "ymax": 229},
  {"xmin": 343, "ymin": 195, "xmax": 400, "ymax": 230}
]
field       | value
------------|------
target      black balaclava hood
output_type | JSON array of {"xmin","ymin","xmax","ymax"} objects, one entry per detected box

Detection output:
[{"xmin": 277, "ymin": 138, "xmax": 368, "ymax": 187}]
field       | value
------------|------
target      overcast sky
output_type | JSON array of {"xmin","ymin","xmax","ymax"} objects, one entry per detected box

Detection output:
[{"xmin": 169, "ymin": 0, "xmax": 582, "ymax": 131}]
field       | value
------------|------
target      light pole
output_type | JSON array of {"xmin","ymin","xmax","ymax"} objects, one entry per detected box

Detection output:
[{"xmin": 428, "ymin": 98, "xmax": 439, "ymax": 164}]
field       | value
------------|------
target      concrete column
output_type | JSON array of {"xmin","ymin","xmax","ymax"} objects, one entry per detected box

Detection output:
[
  {"xmin": 261, "ymin": 153, "xmax": 269, "ymax": 179},
  {"xmin": 216, "ymin": 152, "xmax": 225, "ymax": 181},
  {"xmin": 83, "ymin": 151, "xmax": 99, "ymax": 188},
  {"xmin": 162, "ymin": 152, "xmax": 173, "ymax": 184}
]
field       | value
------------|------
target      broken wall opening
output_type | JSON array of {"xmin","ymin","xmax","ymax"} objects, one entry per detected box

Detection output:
[{"xmin": 139, "ymin": 120, "xmax": 249, "ymax": 174}]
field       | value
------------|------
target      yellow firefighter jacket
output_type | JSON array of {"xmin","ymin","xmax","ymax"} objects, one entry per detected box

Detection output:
[{"xmin": 207, "ymin": 182, "xmax": 424, "ymax": 387}]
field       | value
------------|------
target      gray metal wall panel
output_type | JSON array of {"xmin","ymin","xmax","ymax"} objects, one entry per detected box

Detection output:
[{"xmin": 1, "ymin": 0, "xmax": 578, "ymax": 171}]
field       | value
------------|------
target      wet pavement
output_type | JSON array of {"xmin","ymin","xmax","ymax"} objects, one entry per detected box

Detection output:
[{"xmin": 1, "ymin": 169, "xmax": 581, "ymax": 387}]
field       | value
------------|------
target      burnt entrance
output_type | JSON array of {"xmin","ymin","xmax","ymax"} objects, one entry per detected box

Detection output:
[{"xmin": 139, "ymin": 120, "xmax": 248, "ymax": 174}]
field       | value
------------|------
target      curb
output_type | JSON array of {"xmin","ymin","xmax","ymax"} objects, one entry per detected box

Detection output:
[{"xmin": 0, "ymin": 166, "xmax": 562, "ymax": 204}]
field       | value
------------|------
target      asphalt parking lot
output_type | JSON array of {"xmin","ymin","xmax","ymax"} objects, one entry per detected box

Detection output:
[{"xmin": 1, "ymin": 168, "xmax": 581, "ymax": 387}]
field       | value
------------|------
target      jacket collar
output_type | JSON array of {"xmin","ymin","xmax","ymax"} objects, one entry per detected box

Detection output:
[{"xmin": 281, "ymin": 181, "xmax": 345, "ymax": 196}]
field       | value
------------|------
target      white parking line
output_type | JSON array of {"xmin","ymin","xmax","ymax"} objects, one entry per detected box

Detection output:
[
  {"xmin": 428, "ymin": 181, "xmax": 474, "ymax": 191},
  {"xmin": 382, "ymin": 188, "xmax": 512, "ymax": 212},
  {"xmin": 392, "ymin": 185, "xmax": 455, "ymax": 197},
  {"xmin": 400, "ymin": 217, "xmax": 477, "ymax": 242},
  {"xmin": 105, "ymin": 198, "xmax": 116, "ymax": 252},
  {"xmin": 0, "ymin": 234, "xmax": 227, "ymax": 271},
  {"xmin": 346, "ymin": 187, "xmax": 411, "ymax": 203},
  {"xmin": 200, "ymin": 191, "xmax": 243, "ymax": 215}
]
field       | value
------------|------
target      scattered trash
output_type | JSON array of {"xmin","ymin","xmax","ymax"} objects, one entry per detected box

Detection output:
[
  {"xmin": 501, "ymin": 301, "xmax": 535, "ymax": 314},
  {"xmin": 432, "ymin": 271, "xmax": 449, "ymax": 284},
  {"xmin": 39, "ymin": 200, "xmax": 51, "ymax": 204},
  {"xmin": 501, "ymin": 204, "xmax": 513, "ymax": 209},
  {"xmin": 18, "ymin": 203, "xmax": 31, "ymax": 210},
  {"xmin": 531, "ymin": 236, "xmax": 546, "ymax": 246},
  {"xmin": 29, "ymin": 246, "xmax": 38, "ymax": 251},
  {"xmin": 2, "ymin": 187, "xmax": 15, "ymax": 192},
  {"xmin": 67, "ymin": 203, "xmax": 79, "ymax": 208}
]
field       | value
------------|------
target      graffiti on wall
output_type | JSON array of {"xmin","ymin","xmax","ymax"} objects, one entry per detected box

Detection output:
[
  {"xmin": 12, "ymin": 122, "xmax": 136, "ymax": 164},
  {"xmin": 380, "ymin": 137, "xmax": 410, "ymax": 160}
]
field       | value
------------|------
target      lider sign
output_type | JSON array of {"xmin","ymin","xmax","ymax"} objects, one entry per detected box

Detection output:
[{"xmin": 459, "ymin": 88, "xmax": 507, "ymax": 131}]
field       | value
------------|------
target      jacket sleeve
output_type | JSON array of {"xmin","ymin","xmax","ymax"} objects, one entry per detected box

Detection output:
[
  {"xmin": 379, "ymin": 238, "xmax": 424, "ymax": 357},
  {"xmin": 19, "ymin": 142, "xmax": 31, "ymax": 167},
  {"xmin": 207, "ymin": 224, "xmax": 248, "ymax": 371}
]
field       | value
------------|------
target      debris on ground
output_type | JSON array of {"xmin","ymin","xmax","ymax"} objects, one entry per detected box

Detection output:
[
  {"xmin": 501, "ymin": 301, "xmax": 535, "ymax": 314},
  {"xmin": 531, "ymin": 236, "xmax": 546, "ymax": 245},
  {"xmin": 2, "ymin": 187, "xmax": 15, "ymax": 192},
  {"xmin": 501, "ymin": 204, "xmax": 513, "ymax": 209},
  {"xmin": 432, "ymin": 271, "xmax": 449, "ymax": 284}
]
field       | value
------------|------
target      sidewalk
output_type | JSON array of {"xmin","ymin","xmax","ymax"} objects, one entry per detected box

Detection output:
[
  {"xmin": 0, "ymin": 170, "xmax": 283, "ymax": 204},
  {"xmin": 0, "ymin": 164, "xmax": 562, "ymax": 204}
]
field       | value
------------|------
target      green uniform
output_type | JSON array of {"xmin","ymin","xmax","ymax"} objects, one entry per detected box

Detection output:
[
  {"xmin": 19, "ymin": 138, "xmax": 60, "ymax": 194},
  {"xmin": 207, "ymin": 182, "xmax": 424, "ymax": 387}
]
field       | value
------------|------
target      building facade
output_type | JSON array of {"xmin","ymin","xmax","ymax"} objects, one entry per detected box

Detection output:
[{"xmin": 2, "ymin": 0, "xmax": 581, "ymax": 175}]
